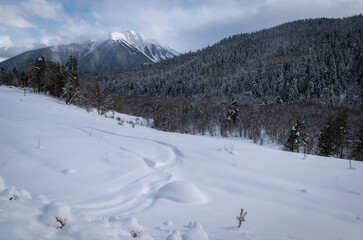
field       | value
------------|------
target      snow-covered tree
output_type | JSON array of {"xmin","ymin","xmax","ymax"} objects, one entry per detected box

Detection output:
[
  {"xmin": 352, "ymin": 125, "xmax": 363, "ymax": 161},
  {"xmin": 284, "ymin": 116, "xmax": 308, "ymax": 153},
  {"xmin": 318, "ymin": 111, "xmax": 349, "ymax": 158},
  {"xmin": 227, "ymin": 98, "xmax": 239, "ymax": 124},
  {"xmin": 64, "ymin": 55, "xmax": 80, "ymax": 105}
]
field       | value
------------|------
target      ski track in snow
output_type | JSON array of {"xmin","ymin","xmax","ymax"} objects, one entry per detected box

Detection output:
[{"xmin": 69, "ymin": 125, "xmax": 183, "ymax": 217}]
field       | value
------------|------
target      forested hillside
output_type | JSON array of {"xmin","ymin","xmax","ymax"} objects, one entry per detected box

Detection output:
[
  {"xmin": 90, "ymin": 15, "xmax": 363, "ymax": 109},
  {"xmin": 85, "ymin": 15, "xmax": 363, "ymax": 160}
]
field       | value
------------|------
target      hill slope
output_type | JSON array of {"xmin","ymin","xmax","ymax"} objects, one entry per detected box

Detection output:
[{"xmin": 0, "ymin": 86, "xmax": 362, "ymax": 239}]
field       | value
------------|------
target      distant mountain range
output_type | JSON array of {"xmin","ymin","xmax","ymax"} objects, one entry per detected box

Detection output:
[{"xmin": 0, "ymin": 31, "xmax": 178, "ymax": 73}]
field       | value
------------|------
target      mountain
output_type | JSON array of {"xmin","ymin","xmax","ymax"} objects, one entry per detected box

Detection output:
[
  {"xmin": 0, "ymin": 31, "xmax": 178, "ymax": 73},
  {"xmin": 111, "ymin": 31, "xmax": 179, "ymax": 62},
  {"xmin": 90, "ymin": 15, "xmax": 363, "ymax": 109}
]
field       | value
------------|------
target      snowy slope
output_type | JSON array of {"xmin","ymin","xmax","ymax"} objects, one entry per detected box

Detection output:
[
  {"xmin": 0, "ymin": 86, "xmax": 362, "ymax": 240},
  {"xmin": 111, "ymin": 31, "xmax": 178, "ymax": 62}
]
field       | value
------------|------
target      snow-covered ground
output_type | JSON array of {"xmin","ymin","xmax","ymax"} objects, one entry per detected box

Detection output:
[{"xmin": 0, "ymin": 86, "xmax": 362, "ymax": 240}]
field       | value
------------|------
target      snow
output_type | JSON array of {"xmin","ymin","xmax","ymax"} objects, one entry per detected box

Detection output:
[
  {"xmin": 0, "ymin": 186, "xmax": 19, "ymax": 201},
  {"xmin": 0, "ymin": 176, "xmax": 5, "ymax": 191},
  {"xmin": 157, "ymin": 181, "xmax": 206, "ymax": 204},
  {"xmin": 0, "ymin": 86, "xmax": 363, "ymax": 240},
  {"xmin": 182, "ymin": 221, "xmax": 209, "ymax": 240},
  {"xmin": 110, "ymin": 30, "xmax": 178, "ymax": 62},
  {"xmin": 42, "ymin": 201, "xmax": 73, "ymax": 229},
  {"xmin": 62, "ymin": 168, "xmax": 78, "ymax": 174}
]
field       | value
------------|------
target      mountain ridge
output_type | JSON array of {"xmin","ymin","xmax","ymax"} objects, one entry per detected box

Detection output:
[{"xmin": 0, "ymin": 31, "xmax": 178, "ymax": 73}]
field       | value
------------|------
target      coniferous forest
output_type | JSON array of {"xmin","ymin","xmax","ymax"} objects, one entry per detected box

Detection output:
[
  {"xmin": 1, "ymin": 16, "xmax": 362, "ymax": 160},
  {"xmin": 89, "ymin": 16, "xmax": 363, "ymax": 109}
]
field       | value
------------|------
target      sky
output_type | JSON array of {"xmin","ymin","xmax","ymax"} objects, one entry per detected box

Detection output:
[{"xmin": 0, "ymin": 0, "xmax": 362, "ymax": 61}]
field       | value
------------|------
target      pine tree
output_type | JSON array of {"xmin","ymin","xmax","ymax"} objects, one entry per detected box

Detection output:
[
  {"xmin": 318, "ymin": 115, "xmax": 335, "ymax": 156},
  {"xmin": 31, "ymin": 56, "xmax": 46, "ymax": 93},
  {"xmin": 352, "ymin": 125, "xmax": 363, "ymax": 161},
  {"xmin": 54, "ymin": 65, "xmax": 67, "ymax": 98},
  {"xmin": 12, "ymin": 67, "xmax": 18, "ymax": 86},
  {"xmin": 64, "ymin": 55, "xmax": 80, "ymax": 105},
  {"xmin": 0, "ymin": 67, "xmax": 5, "ymax": 85},
  {"xmin": 284, "ymin": 116, "xmax": 308, "ymax": 153},
  {"xmin": 318, "ymin": 111, "xmax": 349, "ymax": 158},
  {"xmin": 334, "ymin": 110, "xmax": 349, "ymax": 158},
  {"xmin": 227, "ymin": 98, "xmax": 239, "ymax": 124},
  {"xmin": 19, "ymin": 71, "xmax": 28, "ymax": 88}
]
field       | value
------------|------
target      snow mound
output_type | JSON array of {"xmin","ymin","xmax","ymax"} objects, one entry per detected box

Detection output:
[
  {"xmin": 300, "ymin": 189, "xmax": 309, "ymax": 194},
  {"xmin": 62, "ymin": 168, "xmax": 78, "ymax": 174},
  {"xmin": 42, "ymin": 201, "xmax": 73, "ymax": 229},
  {"xmin": 157, "ymin": 181, "xmax": 206, "ymax": 204},
  {"xmin": 182, "ymin": 221, "xmax": 209, "ymax": 240},
  {"xmin": 0, "ymin": 176, "xmax": 5, "ymax": 191},
  {"xmin": 166, "ymin": 230, "xmax": 182, "ymax": 240},
  {"xmin": 109, "ymin": 216, "xmax": 153, "ymax": 239},
  {"xmin": 19, "ymin": 188, "xmax": 32, "ymax": 200},
  {"xmin": 164, "ymin": 220, "xmax": 173, "ymax": 226},
  {"xmin": 0, "ymin": 186, "xmax": 19, "ymax": 200}
]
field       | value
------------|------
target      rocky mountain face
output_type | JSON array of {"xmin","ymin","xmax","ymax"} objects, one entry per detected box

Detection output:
[
  {"xmin": 110, "ymin": 31, "xmax": 178, "ymax": 62},
  {"xmin": 0, "ymin": 31, "xmax": 178, "ymax": 73}
]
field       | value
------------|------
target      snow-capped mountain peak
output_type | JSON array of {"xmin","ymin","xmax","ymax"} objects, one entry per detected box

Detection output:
[{"xmin": 110, "ymin": 30, "xmax": 178, "ymax": 62}]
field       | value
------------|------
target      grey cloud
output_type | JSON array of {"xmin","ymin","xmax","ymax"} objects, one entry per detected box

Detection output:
[{"xmin": 0, "ymin": 42, "xmax": 47, "ymax": 61}]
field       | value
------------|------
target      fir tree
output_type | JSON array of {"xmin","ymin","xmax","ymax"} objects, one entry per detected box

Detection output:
[
  {"xmin": 284, "ymin": 116, "xmax": 308, "ymax": 153},
  {"xmin": 12, "ymin": 67, "xmax": 18, "ymax": 86},
  {"xmin": 318, "ymin": 115, "xmax": 335, "ymax": 156},
  {"xmin": 318, "ymin": 111, "xmax": 349, "ymax": 158},
  {"xmin": 64, "ymin": 55, "xmax": 80, "ymax": 105},
  {"xmin": 352, "ymin": 125, "xmax": 363, "ymax": 161},
  {"xmin": 0, "ymin": 67, "xmax": 5, "ymax": 85},
  {"xmin": 334, "ymin": 110, "xmax": 349, "ymax": 158},
  {"xmin": 227, "ymin": 98, "xmax": 239, "ymax": 124},
  {"xmin": 19, "ymin": 71, "xmax": 28, "ymax": 88},
  {"xmin": 31, "ymin": 55, "xmax": 46, "ymax": 93}
]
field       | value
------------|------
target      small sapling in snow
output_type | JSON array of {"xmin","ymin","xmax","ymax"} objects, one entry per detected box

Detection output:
[
  {"xmin": 236, "ymin": 208, "xmax": 247, "ymax": 227},
  {"xmin": 9, "ymin": 194, "xmax": 19, "ymax": 201},
  {"xmin": 127, "ymin": 121, "xmax": 135, "ymax": 128},
  {"xmin": 129, "ymin": 228, "xmax": 142, "ymax": 238},
  {"xmin": 55, "ymin": 217, "xmax": 66, "ymax": 229},
  {"xmin": 35, "ymin": 135, "xmax": 41, "ymax": 148}
]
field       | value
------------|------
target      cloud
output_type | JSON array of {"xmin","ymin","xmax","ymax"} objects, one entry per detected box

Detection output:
[
  {"xmin": 0, "ymin": 0, "xmax": 65, "ymax": 30},
  {"xmin": 38, "ymin": 18, "xmax": 108, "ymax": 46},
  {"xmin": 21, "ymin": 0, "xmax": 64, "ymax": 20},
  {"xmin": 0, "ymin": 4, "xmax": 36, "ymax": 28},
  {"xmin": 91, "ymin": 10, "xmax": 102, "ymax": 20},
  {"xmin": 0, "ymin": 37, "xmax": 47, "ymax": 61},
  {"xmin": 0, "ymin": 36, "xmax": 13, "ymax": 48}
]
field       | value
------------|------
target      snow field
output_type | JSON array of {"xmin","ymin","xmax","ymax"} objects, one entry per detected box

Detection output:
[{"xmin": 0, "ymin": 86, "xmax": 362, "ymax": 240}]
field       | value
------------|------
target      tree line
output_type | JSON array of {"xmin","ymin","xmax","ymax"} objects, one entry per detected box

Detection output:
[
  {"xmin": 115, "ymin": 95, "xmax": 362, "ymax": 161},
  {"xmin": 0, "ymin": 55, "xmax": 114, "ymax": 115}
]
